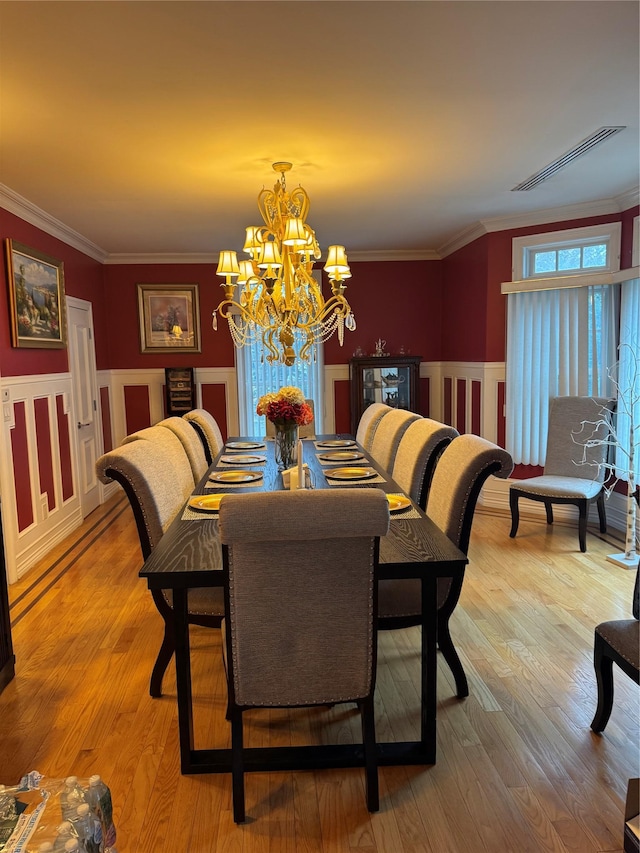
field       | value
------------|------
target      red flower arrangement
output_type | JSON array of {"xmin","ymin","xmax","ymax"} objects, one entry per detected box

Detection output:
[{"xmin": 256, "ymin": 386, "xmax": 313, "ymax": 427}]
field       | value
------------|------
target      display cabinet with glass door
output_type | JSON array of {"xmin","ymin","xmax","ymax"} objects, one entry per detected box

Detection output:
[{"xmin": 350, "ymin": 355, "xmax": 421, "ymax": 435}]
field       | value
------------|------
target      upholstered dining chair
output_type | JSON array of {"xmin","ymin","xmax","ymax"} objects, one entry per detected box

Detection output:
[
  {"xmin": 96, "ymin": 440, "xmax": 224, "ymax": 697},
  {"xmin": 122, "ymin": 423, "xmax": 199, "ymax": 487},
  {"xmin": 218, "ymin": 488, "xmax": 390, "ymax": 823},
  {"xmin": 391, "ymin": 418, "xmax": 459, "ymax": 510},
  {"xmin": 509, "ymin": 396, "xmax": 614, "ymax": 552},
  {"xmin": 157, "ymin": 416, "xmax": 209, "ymax": 482},
  {"xmin": 355, "ymin": 402, "xmax": 391, "ymax": 451},
  {"xmin": 265, "ymin": 399, "xmax": 316, "ymax": 439},
  {"xmin": 590, "ymin": 563, "xmax": 639, "ymax": 733},
  {"xmin": 369, "ymin": 408, "xmax": 421, "ymax": 473},
  {"xmin": 183, "ymin": 408, "xmax": 224, "ymax": 464},
  {"xmin": 378, "ymin": 434, "xmax": 513, "ymax": 698}
]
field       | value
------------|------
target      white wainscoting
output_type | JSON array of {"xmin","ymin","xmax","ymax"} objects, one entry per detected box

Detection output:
[{"xmin": 0, "ymin": 373, "xmax": 81, "ymax": 582}]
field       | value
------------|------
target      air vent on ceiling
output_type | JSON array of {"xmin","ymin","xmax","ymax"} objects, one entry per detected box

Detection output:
[{"xmin": 511, "ymin": 126, "xmax": 626, "ymax": 191}]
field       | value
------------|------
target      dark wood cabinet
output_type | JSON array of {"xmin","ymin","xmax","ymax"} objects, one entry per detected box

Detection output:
[
  {"xmin": 0, "ymin": 498, "xmax": 15, "ymax": 695},
  {"xmin": 350, "ymin": 355, "xmax": 421, "ymax": 435},
  {"xmin": 165, "ymin": 367, "xmax": 196, "ymax": 416}
]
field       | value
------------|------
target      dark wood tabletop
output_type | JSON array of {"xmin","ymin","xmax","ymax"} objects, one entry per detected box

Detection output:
[
  {"xmin": 140, "ymin": 435, "xmax": 467, "ymax": 588},
  {"xmin": 139, "ymin": 433, "xmax": 468, "ymax": 774}
]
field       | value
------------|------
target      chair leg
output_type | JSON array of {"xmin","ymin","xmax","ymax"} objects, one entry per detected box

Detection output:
[
  {"xmin": 596, "ymin": 491, "xmax": 607, "ymax": 533},
  {"xmin": 578, "ymin": 500, "xmax": 588, "ymax": 552},
  {"xmin": 590, "ymin": 634, "xmax": 614, "ymax": 733},
  {"xmin": 149, "ymin": 626, "xmax": 175, "ymax": 698},
  {"xmin": 438, "ymin": 612, "xmax": 469, "ymax": 698},
  {"xmin": 231, "ymin": 708, "xmax": 246, "ymax": 823},
  {"xmin": 544, "ymin": 500, "xmax": 554, "ymax": 525},
  {"xmin": 509, "ymin": 490, "xmax": 520, "ymax": 538},
  {"xmin": 359, "ymin": 697, "xmax": 379, "ymax": 812}
]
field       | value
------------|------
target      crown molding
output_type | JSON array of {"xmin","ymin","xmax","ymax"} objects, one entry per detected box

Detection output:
[
  {"xmin": 0, "ymin": 184, "xmax": 108, "ymax": 263},
  {"xmin": 437, "ymin": 188, "xmax": 640, "ymax": 258},
  {"xmin": 348, "ymin": 249, "xmax": 440, "ymax": 262},
  {"xmin": 104, "ymin": 252, "xmax": 219, "ymax": 265},
  {"xmin": 3, "ymin": 182, "xmax": 637, "ymax": 266}
]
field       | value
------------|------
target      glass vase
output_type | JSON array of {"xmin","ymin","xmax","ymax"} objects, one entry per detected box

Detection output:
[{"xmin": 274, "ymin": 422, "xmax": 298, "ymax": 470}]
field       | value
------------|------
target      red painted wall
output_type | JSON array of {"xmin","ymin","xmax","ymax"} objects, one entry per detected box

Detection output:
[
  {"xmin": 323, "ymin": 260, "xmax": 443, "ymax": 365},
  {"xmin": 0, "ymin": 209, "xmax": 108, "ymax": 375},
  {"xmin": 441, "ymin": 236, "xmax": 490, "ymax": 361},
  {"xmin": 102, "ymin": 264, "xmax": 235, "ymax": 370}
]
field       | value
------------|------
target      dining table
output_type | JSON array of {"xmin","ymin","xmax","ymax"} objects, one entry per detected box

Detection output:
[{"xmin": 139, "ymin": 433, "xmax": 468, "ymax": 775}]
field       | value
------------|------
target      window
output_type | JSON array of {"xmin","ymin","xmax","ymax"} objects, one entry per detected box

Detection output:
[
  {"xmin": 236, "ymin": 334, "xmax": 324, "ymax": 437},
  {"xmin": 512, "ymin": 223, "xmax": 621, "ymax": 282},
  {"xmin": 504, "ymin": 223, "xmax": 624, "ymax": 466}
]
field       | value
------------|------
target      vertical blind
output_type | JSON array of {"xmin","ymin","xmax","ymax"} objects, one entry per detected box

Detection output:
[
  {"xmin": 506, "ymin": 284, "xmax": 618, "ymax": 465},
  {"xmin": 615, "ymin": 278, "xmax": 640, "ymax": 479}
]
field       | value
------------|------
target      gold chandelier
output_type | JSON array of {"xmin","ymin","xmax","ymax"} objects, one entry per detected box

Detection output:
[{"xmin": 213, "ymin": 162, "xmax": 355, "ymax": 365}]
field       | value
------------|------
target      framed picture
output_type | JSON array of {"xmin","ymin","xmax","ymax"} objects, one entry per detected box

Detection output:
[
  {"xmin": 137, "ymin": 283, "xmax": 201, "ymax": 354},
  {"xmin": 4, "ymin": 239, "xmax": 67, "ymax": 349}
]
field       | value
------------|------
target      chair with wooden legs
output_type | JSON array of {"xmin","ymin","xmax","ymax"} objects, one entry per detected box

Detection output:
[
  {"xmin": 378, "ymin": 433, "xmax": 513, "ymax": 698},
  {"xmin": 369, "ymin": 408, "xmax": 421, "ymax": 472},
  {"xmin": 391, "ymin": 417, "xmax": 459, "ymax": 510},
  {"xmin": 509, "ymin": 396, "xmax": 614, "ymax": 552},
  {"xmin": 96, "ymin": 440, "xmax": 224, "ymax": 697},
  {"xmin": 590, "ymin": 563, "xmax": 639, "ymax": 732},
  {"xmin": 355, "ymin": 402, "xmax": 391, "ymax": 451},
  {"xmin": 218, "ymin": 488, "xmax": 389, "ymax": 823},
  {"xmin": 183, "ymin": 408, "xmax": 225, "ymax": 464}
]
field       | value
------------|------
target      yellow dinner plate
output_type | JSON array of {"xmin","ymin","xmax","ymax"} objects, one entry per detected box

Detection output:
[
  {"xmin": 318, "ymin": 450, "xmax": 365, "ymax": 462},
  {"xmin": 225, "ymin": 441, "xmax": 266, "ymax": 450},
  {"xmin": 325, "ymin": 466, "xmax": 377, "ymax": 481},
  {"xmin": 387, "ymin": 494, "xmax": 411, "ymax": 512},
  {"xmin": 188, "ymin": 494, "xmax": 226, "ymax": 513},
  {"xmin": 316, "ymin": 439, "xmax": 356, "ymax": 448},
  {"xmin": 209, "ymin": 470, "xmax": 263, "ymax": 483},
  {"xmin": 220, "ymin": 454, "xmax": 266, "ymax": 465}
]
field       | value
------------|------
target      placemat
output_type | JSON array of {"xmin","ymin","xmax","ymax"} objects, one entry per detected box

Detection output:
[
  {"xmin": 182, "ymin": 505, "xmax": 221, "ymax": 521},
  {"xmin": 386, "ymin": 494, "xmax": 422, "ymax": 519}
]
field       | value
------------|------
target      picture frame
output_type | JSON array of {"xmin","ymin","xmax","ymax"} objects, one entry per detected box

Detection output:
[
  {"xmin": 137, "ymin": 283, "xmax": 201, "ymax": 354},
  {"xmin": 4, "ymin": 239, "xmax": 67, "ymax": 349}
]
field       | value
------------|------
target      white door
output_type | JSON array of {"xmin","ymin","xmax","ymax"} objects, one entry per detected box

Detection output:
[{"xmin": 67, "ymin": 297, "xmax": 101, "ymax": 518}]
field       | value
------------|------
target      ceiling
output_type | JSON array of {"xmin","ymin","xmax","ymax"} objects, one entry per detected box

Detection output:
[{"xmin": 0, "ymin": 1, "xmax": 638, "ymax": 262}]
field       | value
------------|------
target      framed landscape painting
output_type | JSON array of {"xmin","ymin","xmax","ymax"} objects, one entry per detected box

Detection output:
[
  {"xmin": 5, "ymin": 239, "xmax": 67, "ymax": 349},
  {"xmin": 137, "ymin": 283, "xmax": 201, "ymax": 353}
]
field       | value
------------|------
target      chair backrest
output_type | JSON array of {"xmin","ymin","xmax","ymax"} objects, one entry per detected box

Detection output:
[
  {"xmin": 183, "ymin": 409, "xmax": 224, "ymax": 464},
  {"xmin": 158, "ymin": 417, "xmax": 209, "ymax": 482},
  {"xmin": 219, "ymin": 489, "xmax": 389, "ymax": 708},
  {"xmin": 265, "ymin": 399, "xmax": 316, "ymax": 439},
  {"xmin": 369, "ymin": 409, "xmax": 421, "ymax": 472},
  {"xmin": 355, "ymin": 403, "xmax": 392, "ymax": 450},
  {"xmin": 426, "ymin": 434, "xmax": 514, "ymax": 555},
  {"xmin": 96, "ymin": 439, "xmax": 192, "ymax": 559},
  {"xmin": 392, "ymin": 418, "xmax": 459, "ymax": 508},
  {"xmin": 545, "ymin": 396, "xmax": 614, "ymax": 481},
  {"xmin": 122, "ymin": 424, "xmax": 197, "ymax": 491}
]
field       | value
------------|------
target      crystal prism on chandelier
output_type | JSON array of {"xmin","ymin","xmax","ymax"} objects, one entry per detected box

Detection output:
[{"xmin": 213, "ymin": 162, "xmax": 356, "ymax": 366}]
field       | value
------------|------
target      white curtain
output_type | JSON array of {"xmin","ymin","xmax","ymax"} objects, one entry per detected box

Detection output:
[
  {"xmin": 506, "ymin": 284, "xmax": 618, "ymax": 465},
  {"xmin": 236, "ymin": 335, "xmax": 324, "ymax": 437},
  {"xmin": 615, "ymin": 278, "xmax": 640, "ymax": 480}
]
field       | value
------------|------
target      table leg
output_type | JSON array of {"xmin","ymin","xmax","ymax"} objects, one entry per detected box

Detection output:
[
  {"xmin": 421, "ymin": 573, "xmax": 438, "ymax": 763},
  {"xmin": 173, "ymin": 588, "xmax": 195, "ymax": 772}
]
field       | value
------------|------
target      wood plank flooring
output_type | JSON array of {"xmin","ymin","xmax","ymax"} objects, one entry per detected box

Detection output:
[{"xmin": 2, "ymin": 495, "xmax": 638, "ymax": 852}]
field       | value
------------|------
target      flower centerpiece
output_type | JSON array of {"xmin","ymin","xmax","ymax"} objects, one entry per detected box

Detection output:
[{"xmin": 257, "ymin": 386, "xmax": 313, "ymax": 469}]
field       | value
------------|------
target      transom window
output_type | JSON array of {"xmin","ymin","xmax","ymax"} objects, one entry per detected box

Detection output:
[{"xmin": 512, "ymin": 223, "xmax": 621, "ymax": 282}]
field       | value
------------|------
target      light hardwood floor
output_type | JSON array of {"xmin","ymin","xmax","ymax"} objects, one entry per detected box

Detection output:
[{"xmin": 2, "ymin": 494, "xmax": 638, "ymax": 852}]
